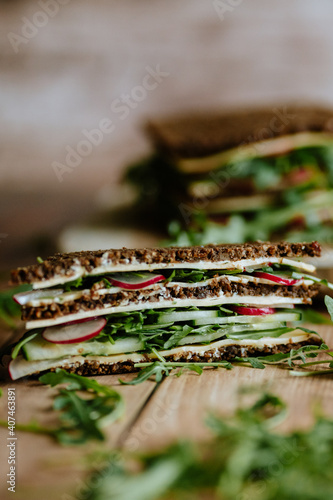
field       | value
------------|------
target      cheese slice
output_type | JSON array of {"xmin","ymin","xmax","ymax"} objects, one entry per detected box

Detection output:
[
  {"xmin": 9, "ymin": 330, "xmax": 318, "ymax": 380},
  {"xmin": 31, "ymin": 256, "xmax": 315, "ymax": 289},
  {"xmin": 176, "ymin": 132, "xmax": 333, "ymax": 174}
]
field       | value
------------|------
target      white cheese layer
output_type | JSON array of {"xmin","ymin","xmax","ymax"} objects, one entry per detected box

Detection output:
[
  {"xmin": 32, "ymin": 256, "xmax": 316, "ymax": 289},
  {"xmin": 25, "ymin": 273, "xmax": 314, "ymax": 307},
  {"xmin": 9, "ymin": 330, "xmax": 318, "ymax": 380},
  {"xmin": 176, "ymin": 132, "xmax": 333, "ymax": 174},
  {"xmin": 26, "ymin": 295, "xmax": 308, "ymax": 329}
]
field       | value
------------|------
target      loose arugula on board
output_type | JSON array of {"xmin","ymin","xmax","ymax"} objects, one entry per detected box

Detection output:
[
  {"xmin": 82, "ymin": 389, "xmax": 333, "ymax": 500},
  {"xmin": 0, "ymin": 369, "xmax": 124, "ymax": 445}
]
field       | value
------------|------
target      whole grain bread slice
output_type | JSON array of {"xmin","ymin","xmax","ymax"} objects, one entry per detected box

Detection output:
[
  {"xmin": 147, "ymin": 105, "xmax": 333, "ymax": 158},
  {"xmin": 11, "ymin": 241, "xmax": 321, "ymax": 287}
]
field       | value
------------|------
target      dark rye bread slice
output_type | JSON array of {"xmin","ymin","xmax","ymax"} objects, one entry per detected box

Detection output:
[
  {"xmin": 11, "ymin": 241, "xmax": 321, "ymax": 286},
  {"xmin": 147, "ymin": 105, "xmax": 333, "ymax": 158},
  {"xmin": 21, "ymin": 281, "xmax": 320, "ymax": 322},
  {"xmin": 47, "ymin": 338, "xmax": 321, "ymax": 377}
]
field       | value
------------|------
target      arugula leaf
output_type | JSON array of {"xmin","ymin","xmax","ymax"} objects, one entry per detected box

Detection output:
[
  {"xmin": 183, "ymin": 364, "xmax": 203, "ymax": 376},
  {"xmin": 63, "ymin": 277, "xmax": 83, "ymax": 292},
  {"xmin": 41, "ymin": 369, "xmax": 124, "ymax": 444},
  {"xmin": 290, "ymin": 368, "xmax": 333, "ymax": 377},
  {"xmin": 120, "ymin": 360, "xmax": 233, "ymax": 385},
  {"xmin": 0, "ymin": 369, "xmax": 124, "ymax": 445},
  {"xmin": 300, "ymin": 307, "xmax": 333, "ymax": 325},
  {"xmin": 119, "ymin": 362, "xmax": 171, "ymax": 385},
  {"xmin": 0, "ymin": 284, "xmax": 32, "ymax": 328},
  {"xmin": 83, "ymin": 388, "xmax": 333, "ymax": 500},
  {"xmin": 163, "ymin": 325, "xmax": 193, "ymax": 349},
  {"xmin": 233, "ymin": 356, "xmax": 266, "ymax": 369},
  {"xmin": 325, "ymin": 295, "xmax": 333, "ymax": 321},
  {"xmin": 11, "ymin": 330, "xmax": 40, "ymax": 359}
]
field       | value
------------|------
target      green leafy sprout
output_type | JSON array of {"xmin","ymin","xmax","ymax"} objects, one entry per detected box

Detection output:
[
  {"xmin": 82, "ymin": 389, "xmax": 333, "ymax": 500},
  {"xmin": 0, "ymin": 369, "xmax": 124, "ymax": 445}
]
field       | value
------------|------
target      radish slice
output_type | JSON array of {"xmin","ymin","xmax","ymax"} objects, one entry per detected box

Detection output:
[
  {"xmin": 42, "ymin": 317, "xmax": 106, "ymax": 344},
  {"xmin": 8, "ymin": 358, "xmax": 22, "ymax": 381},
  {"xmin": 244, "ymin": 304, "xmax": 295, "ymax": 309},
  {"xmin": 229, "ymin": 305, "xmax": 276, "ymax": 316},
  {"xmin": 106, "ymin": 272, "xmax": 165, "ymax": 290},
  {"xmin": 13, "ymin": 288, "xmax": 64, "ymax": 305},
  {"xmin": 253, "ymin": 272, "xmax": 302, "ymax": 286}
]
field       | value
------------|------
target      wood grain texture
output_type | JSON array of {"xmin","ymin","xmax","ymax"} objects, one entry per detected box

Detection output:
[
  {"xmin": 2, "ymin": 0, "xmax": 333, "ymax": 497},
  {"xmin": 0, "ymin": 373, "xmax": 156, "ymax": 500}
]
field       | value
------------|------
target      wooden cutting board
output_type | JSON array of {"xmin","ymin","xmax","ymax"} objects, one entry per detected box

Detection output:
[{"xmin": 1, "ymin": 324, "xmax": 333, "ymax": 500}]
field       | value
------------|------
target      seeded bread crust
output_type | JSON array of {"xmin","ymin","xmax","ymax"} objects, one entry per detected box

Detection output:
[
  {"xmin": 11, "ymin": 241, "xmax": 321, "ymax": 286},
  {"xmin": 147, "ymin": 105, "xmax": 333, "ymax": 158},
  {"xmin": 48, "ymin": 338, "xmax": 321, "ymax": 376}
]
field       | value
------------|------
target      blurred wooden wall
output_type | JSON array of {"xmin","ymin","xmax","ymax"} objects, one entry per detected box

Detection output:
[
  {"xmin": 1, "ymin": 0, "xmax": 333, "ymax": 268},
  {"xmin": 1, "ymin": 0, "xmax": 333, "ymax": 194}
]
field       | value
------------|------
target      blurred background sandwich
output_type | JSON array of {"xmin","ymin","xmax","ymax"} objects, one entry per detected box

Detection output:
[{"xmin": 127, "ymin": 105, "xmax": 333, "ymax": 247}]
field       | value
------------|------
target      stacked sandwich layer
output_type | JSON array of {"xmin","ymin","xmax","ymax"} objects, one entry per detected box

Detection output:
[
  {"xmin": 126, "ymin": 105, "xmax": 333, "ymax": 245},
  {"xmin": 8, "ymin": 241, "xmax": 323, "ymax": 380}
]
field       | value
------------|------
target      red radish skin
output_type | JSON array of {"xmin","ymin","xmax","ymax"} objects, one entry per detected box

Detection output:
[
  {"xmin": 253, "ymin": 272, "xmax": 302, "ymax": 286},
  {"xmin": 243, "ymin": 304, "xmax": 295, "ymax": 309},
  {"xmin": 286, "ymin": 167, "xmax": 313, "ymax": 186},
  {"xmin": 13, "ymin": 295, "xmax": 22, "ymax": 305},
  {"xmin": 8, "ymin": 360, "xmax": 16, "ymax": 381},
  {"xmin": 229, "ymin": 305, "xmax": 276, "ymax": 316},
  {"xmin": 42, "ymin": 317, "xmax": 106, "ymax": 344},
  {"xmin": 107, "ymin": 272, "xmax": 165, "ymax": 290},
  {"xmin": 8, "ymin": 359, "xmax": 24, "ymax": 381}
]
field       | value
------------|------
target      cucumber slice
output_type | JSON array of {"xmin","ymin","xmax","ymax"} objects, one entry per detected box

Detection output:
[
  {"xmin": 157, "ymin": 309, "xmax": 221, "ymax": 324},
  {"xmin": 193, "ymin": 312, "xmax": 301, "ymax": 326},
  {"xmin": 227, "ymin": 327, "xmax": 294, "ymax": 340},
  {"xmin": 177, "ymin": 322, "xmax": 285, "ymax": 346},
  {"xmin": 23, "ymin": 334, "xmax": 144, "ymax": 361},
  {"xmin": 143, "ymin": 323, "xmax": 174, "ymax": 330}
]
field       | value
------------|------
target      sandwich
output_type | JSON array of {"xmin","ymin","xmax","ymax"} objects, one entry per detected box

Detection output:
[
  {"xmin": 126, "ymin": 105, "xmax": 333, "ymax": 245},
  {"xmin": 7, "ymin": 241, "xmax": 324, "ymax": 380}
]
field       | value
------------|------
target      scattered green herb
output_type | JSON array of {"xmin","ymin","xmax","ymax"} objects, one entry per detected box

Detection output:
[
  {"xmin": 82, "ymin": 390, "xmax": 333, "ymax": 500},
  {"xmin": 119, "ymin": 360, "xmax": 233, "ymax": 385},
  {"xmin": 11, "ymin": 330, "xmax": 40, "ymax": 359},
  {"xmin": 63, "ymin": 277, "xmax": 83, "ymax": 292},
  {"xmin": 0, "ymin": 369, "xmax": 124, "ymax": 445}
]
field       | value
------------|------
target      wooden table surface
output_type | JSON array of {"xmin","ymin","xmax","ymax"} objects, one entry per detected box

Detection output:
[
  {"xmin": 2, "ymin": 0, "xmax": 333, "ymax": 497},
  {"xmin": 1, "ymin": 323, "xmax": 333, "ymax": 500}
]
